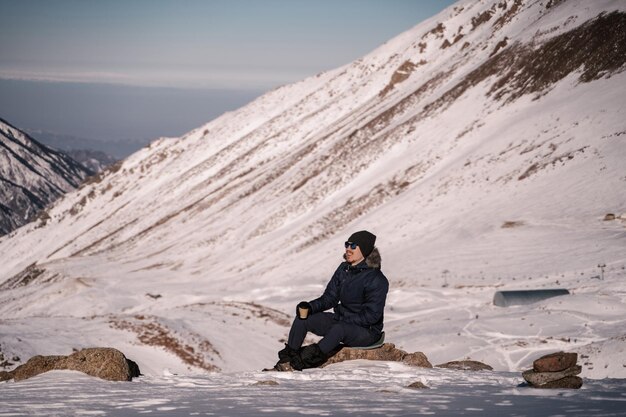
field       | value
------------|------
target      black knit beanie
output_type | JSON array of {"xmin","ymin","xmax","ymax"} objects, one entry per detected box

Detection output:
[{"xmin": 347, "ymin": 230, "xmax": 376, "ymax": 258}]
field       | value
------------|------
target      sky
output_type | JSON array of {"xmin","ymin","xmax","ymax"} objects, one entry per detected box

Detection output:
[{"xmin": 0, "ymin": 0, "xmax": 457, "ymax": 155}]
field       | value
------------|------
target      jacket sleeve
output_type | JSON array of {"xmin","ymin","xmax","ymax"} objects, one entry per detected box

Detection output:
[
  {"xmin": 308, "ymin": 264, "xmax": 343, "ymax": 314},
  {"xmin": 342, "ymin": 273, "xmax": 389, "ymax": 327}
]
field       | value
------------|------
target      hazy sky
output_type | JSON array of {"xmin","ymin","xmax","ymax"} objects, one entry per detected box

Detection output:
[
  {"xmin": 1, "ymin": 0, "xmax": 456, "ymax": 89},
  {"xmin": 0, "ymin": 0, "xmax": 457, "ymax": 155}
]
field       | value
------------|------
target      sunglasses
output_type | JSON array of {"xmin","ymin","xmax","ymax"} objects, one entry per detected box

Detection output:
[{"xmin": 344, "ymin": 242, "xmax": 358, "ymax": 250}]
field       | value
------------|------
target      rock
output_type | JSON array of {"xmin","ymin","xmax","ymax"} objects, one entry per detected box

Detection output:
[
  {"xmin": 64, "ymin": 348, "xmax": 134, "ymax": 381},
  {"xmin": 536, "ymin": 375, "xmax": 583, "ymax": 389},
  {"xmin": 13, "ymin": 355, "xmax": 64, "ymax": 381},
  {"xmin": 436, "ymin": 360, "xmax": 493, "ymax": 371},
  {"xmin": 523, "ymin": 365, "xmax": 581, "ymax": 386},
  {"xmin": 533, "ymin": 351, "xmax": 578, "ymax": 372},
  {"xmin": 524, "ymin": 351, "xmax": 583, "ymax": 389},
  {"xmin": 0, "ymin": 370, "xmax": 13, "ymax": 381},
  {"xmin": 407, "ymin": 381, "xmax": 429, "ymax": 389},
  {"xmin": 11, "ymin": 348, "xmax": 139, "ymax": 382},
  {"xmin": 603, "ymin": 213, "xmax": 616, "ymax": 221},
  {"xmin": 253, "ymin": 380, "xmax": 279, "ymax": 386},
  {"xmin": 402, "ymin": 352, "xmax": 432, "ymax": 368},
  {"xmin": 321, "ymin": 343, "xmax": 432, "ymax": 368}
]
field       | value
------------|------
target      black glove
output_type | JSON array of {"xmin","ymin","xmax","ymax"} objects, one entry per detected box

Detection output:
[{"xmin": 296, "ymin": 301, "xmax": 312, "ymax": 320}]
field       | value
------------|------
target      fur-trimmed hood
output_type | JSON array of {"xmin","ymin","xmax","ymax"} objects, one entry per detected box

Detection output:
[
  {"xmin": 343, "ymin": 247, "xmax": 382, "ymax": 269},
  {"xmin": 365, "ymin": 247, "xmax": 381, "ymax": 269}
]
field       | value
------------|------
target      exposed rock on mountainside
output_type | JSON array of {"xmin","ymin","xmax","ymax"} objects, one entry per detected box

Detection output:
[
  {"xmin": 0, "ymin": 263, "xmax": 47, "ymax": 290},
  {"xmin": 424, "ymin": 12, "xmax": 626, "ymax": 116},
  {"xmin": 0, "ymin": 118, "xmax": 92, "ymax": 236},
  {"xmin": 109, "ymin": 315, "xmax": 221, "ymax": 372},
  {"xmin": 65, "ymin": 149, "xmax": 117, "ymax": 173}
]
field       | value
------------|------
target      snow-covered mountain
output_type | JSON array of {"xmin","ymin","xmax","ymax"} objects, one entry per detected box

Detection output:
[
  {"xmin": 26, "ymin": 128, "xmax": 127, "ymax": 165},
  {"xmin": 1, "ymin": 0, "xmax": 625, "ymax": 379},
  {"xmin": 63, "ymin": 149, "xmax": 117, "ymax": 174},
  {"xmin": 0, "ymin": 118, "xmax": 93, "ymax": 236}
]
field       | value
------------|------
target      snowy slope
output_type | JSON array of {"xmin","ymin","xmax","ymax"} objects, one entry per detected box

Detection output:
[
  {"xmin": 0, "ymin": 118, "xmax": 92, "ymax": 236},
  {"xmin": 0, "ymin": 0, "xmax": 625, "ymax": 382}
]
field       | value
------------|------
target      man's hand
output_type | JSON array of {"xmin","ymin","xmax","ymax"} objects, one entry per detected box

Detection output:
[{"xmin": 297, "ymin": 301, "xmax": 312, "ymax": 319}]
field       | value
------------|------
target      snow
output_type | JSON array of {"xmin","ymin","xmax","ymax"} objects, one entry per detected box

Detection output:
[
  {"xmin": 1, "ymin": 0, "xmax": 626, "ymax": 415},
  {"xmin": 2, "ymin": 363, "xmax": 626, "ymax": 416}
]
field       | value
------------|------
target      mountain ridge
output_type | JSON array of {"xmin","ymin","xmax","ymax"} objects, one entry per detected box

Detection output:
[
  {"xmin": 0, "ymin": 118, "xmax": 93, "ymax": 236},
  {"xmin": 0, "ymin": 0, "xmax": 624, "ymax": 376}
]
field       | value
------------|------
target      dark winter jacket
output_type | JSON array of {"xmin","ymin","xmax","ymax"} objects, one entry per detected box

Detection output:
[{"xmin": 308, "ymin": 248, "xmax": 389, "ymax": 333}]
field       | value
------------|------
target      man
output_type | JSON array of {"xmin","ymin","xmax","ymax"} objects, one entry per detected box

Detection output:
[{"xmin": 274, "ymin": 230, "xmax": 389, "ymax": 371}]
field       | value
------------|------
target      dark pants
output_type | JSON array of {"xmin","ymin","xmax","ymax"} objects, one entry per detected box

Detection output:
[{"xmin": 287, "ymin": 312, "xmax": 380, "ymax": 354}]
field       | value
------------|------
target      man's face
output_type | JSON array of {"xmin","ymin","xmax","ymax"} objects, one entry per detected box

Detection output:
[{"xmin": 345, "ymin": 242, "xmax": 364, "ymax": 264}]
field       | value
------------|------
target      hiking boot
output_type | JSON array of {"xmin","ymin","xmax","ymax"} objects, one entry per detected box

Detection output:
[
  {"xmin": 269, "ymin": 343, "xmax": 300, "ymax": 371},
  {"xmin": 277, "ymin": 343, "xmax": 299, "ymax": 364},
  {"xmin": 299, "ymin": 343, "xmax": 328, "ymax": 369},
  {"xmin": 273, "ymin": 361, "xmax": 294, "ymax": 372}
]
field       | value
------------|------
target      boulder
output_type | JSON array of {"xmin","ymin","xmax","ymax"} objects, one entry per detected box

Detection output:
[
  {"xmin": 533, "ymin": 351, "xmax": 578, "ymax": 372},
  {"xmin": 12, "ymin": 355, "xmax": 64, "ymax": 381},
  {"xmin": 536, "ymin": 375, "xmax": 583, "ymax": 389},
  {"xmin": 402, "ymin": 352, "xmax": 432, "ymax": 368},
  {"xmin": 523, "ymin": 351, "xmax": 583, "ymax": 389},
  {"xmin": 436, "ymin": 360, "xmax": 493, "ymax": 371},
  {"xmin": 523, "ymin": 365, "xmax": 581, "ymax": 386},
  {"xmin": 10, "ymin": 348, "xmax": 139, "ymax": 382},
  {"xmin": 407, "ymin": 381, "xmax": 429, "ymax": 389},
  {"xmin": 322, "ymin": 343, "xmax": 432, "ymax": 368},
  {"xmin": 0, "ymin": 370, "xmax": 13, "ymax": 381}
]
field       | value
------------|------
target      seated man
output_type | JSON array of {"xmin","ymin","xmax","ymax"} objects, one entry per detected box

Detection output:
[{"xmin": 276, "ymin": 230, "xmax": 389, "ymax": 371}]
